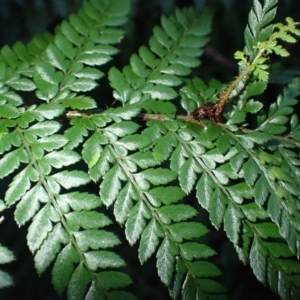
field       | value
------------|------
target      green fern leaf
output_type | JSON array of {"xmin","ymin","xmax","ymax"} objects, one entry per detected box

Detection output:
[
  {"xmin": 100, "ymin": 165, "xmax": 123, "ymax": 206},
  {"xmin": 1, "ymin": 45, "xmax": 19, "ymax": 68},
  {"xmin": 191, "ymin": 278, "xmax": 226, "ymax": 298},
  {"xmin": 52, "ymin": 170, "xmax": 90, "ymax": 189},
  {"xmin": 67, "ymin": 264, "xmax": 92, "ymax": 300},
  {"xmin": 64, "ymin": 119, "xmax": 90, "ymax": 149},
  {"xmin": 156, "ymin": 237, "xmax": 179, "ymax": 286},
  {"xmin": 27, "ymin": 203, "xmax": 53, "ymax": 253},
  {"xmin": 180, "ymin": 242, "xmax": 216, "ymax": 260},
  {"xmin": 5, "ymin": 167, "xmax": 32, "ymax": 206},
  {"xmin": 82, "ymin": 132, "xmax": 104, "ymax": 168},
  {"xmin": 32, "ymin": 135, "xmax": 68, "ymax": 153},
  {"xmin": 109, "ymin": 6, "xmax": 212, "ymax": 105},
  {"xmin": 168, "ymin": 222, "xmax": 209, "ymax": 243},
  {"xmin": 73, "ymin": 66, "xmax": 104, "ymax": 80},
  {"xmin": 28, "ymin": 120, "xmax": 61, "ymax": 137},
  {"xmin": 34, "ymin": 103, "xmax": 65, "ymax": 119},
  {"xmin": 125, "ymin": 201, "xmax": 151, "ymax": 245},
  {"xmin": 88, "ymin": 146, "xmax": 115, "ymax": 181},
  {"xmin": 109, "ymin": 105, "xmax": 141, "ymax": 121},
  {"xmin": 0, "ymin": 133, "xmax": 18, "ymax": 154},
  {"xmin": 74, "ymin": 230, "xmax": 120, "ymax": 252},
  {"xmin": 169, "ymin": 258, "xmax": 187, "ymax": 299},
  {"xmin": 157, "ymin": 204, "xmax": 198, "ymax": 224},
  {"xmin": 139, "ymin": 168, "xmax": 177, "ymax": 186},
  {"xmin": 208, "ymin": 188, "xmax": 228, "ymax": 230},
  {"xmin": 65, "ymin": 211, "xmax": 112, "ymax": 231},
  {"xmin": 223, "ymin": 203, "xmax": 242, "ymax": 244},
  {"xmin": 34, "ymin": 223, "xmax": 68, "ymax": 275},
  {"xmin": 52, "ymin": 244, "xmax": 81, "ymax": 296},
  {"xmin": 179, "ymin": 157, "xmax": 198, "ymax": 194},
  {"xmin": 138, "ymin": 219, "xmax": 164, "ymax": 264},
  {"xmin": 113, "ymin": 183, "xmax": 136, "ymax": 224},
  {"xmin": 114, "ymin": 134, "xmax": 151, "ymax": 152},
  {"xmin": 96, "ymin": 271, "xmax": 133, "ymax": 291},
  {"xmin": 0, "ymin": 245, "xmax": 14, "ymax": 263},
  {"xmin": 0, "ymin": 104, "xmax": 21, "ymax": 118},
  {"xmin": 105, "ymin": 121, "xmax": 140, "ymax": 138},
  {"xmin": 85, "ymin": 250, "xmax": 126, "ymax": 271},
  {"xmin": 57, "ymin": 192, "xmax": 101, "ymax": 212},
  {"xmin": 241, "ymin": 202, "xmax": 269, "ymax": 222},
  {"xmin": 43, "ymin": 150, "xmax": 81, "ymax": 169},
  {"xmin": 190, "ymin": 261, "xmax": 222, "ymax": 277},
  {"xmin": 143, "ymin": 84, "xmax": 178, "ymax": 100},
  {"xmin": 14, "ymin": 183, "xmax": 47, "ymax": 226},
  {"xmin": 0, "ymin": 148, "xmax": 29, "ymax": 179},
  {"xmin": 147, "ymin": 186, "xmax": 186, "ymax": 205},
  {"xmin": 258, "ymin": 78, "xmax": 299, "ymax": 134}
]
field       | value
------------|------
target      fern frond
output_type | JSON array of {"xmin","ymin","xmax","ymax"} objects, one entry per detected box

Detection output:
[
  {"xmin": 0, "ymin": 122, "xmax": 134, "ymax": 298},
  {"xmin": 244, "ymin": 0, "xmax": 278, "ymax": 60},
  {"xmin": 108, "ymin": 6, "xmax": 212, "ymax": 105},
  {"xmin": 81, "ymin": 110, "xmax": 227, "ymax": 299},
  {"xmin": 0, "ymin": 34, "xmax": 61, "ymax": 135},
  {"xmin": 0, "ymin": 0, "xmax": 138, "ymax": 298},
  {"xmin": 30, "ymin": 0, "xmax": 130, "ymax": 104},
  {"xmin": 142, "ymin": 76, "xmax": 300, "ymax": 297},
  {"xmin": 196, "ymin": 120, "xmax": 300, "ymax": 299},
  {"xmin": 249, "ymin": 233, "xmax": 300, "ymax": 299},
  {"xmin": 241, "ymin": 78, "xmax": 300, "ymax": 256},
  {"xmin": 211, "ymin": 81, "xmax": 300, "ymax": 298},
  {"xmin": 0, "ymin": 0, "xmax": 131, "ymax": 150}
]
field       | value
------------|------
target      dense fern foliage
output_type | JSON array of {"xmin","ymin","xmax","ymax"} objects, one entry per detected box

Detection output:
[{"xmin": 0, "ymin": 0, "xmax": 300, "ymax": 299}]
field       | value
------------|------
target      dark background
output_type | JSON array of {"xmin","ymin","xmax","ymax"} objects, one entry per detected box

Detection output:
[{"xmin": 0, "ymin": 0, "xmax": 299, "ymax": 299}]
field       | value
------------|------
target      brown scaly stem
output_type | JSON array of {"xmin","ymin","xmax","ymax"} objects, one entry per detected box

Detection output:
[{"xmin": 191, "ymin": 67, "xmax": 249, "ymax": 123}]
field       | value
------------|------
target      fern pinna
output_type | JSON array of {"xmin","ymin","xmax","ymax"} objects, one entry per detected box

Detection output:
[{"xmin": 0, "ymin": 0, "xmax": 300, "ymax": 299}]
